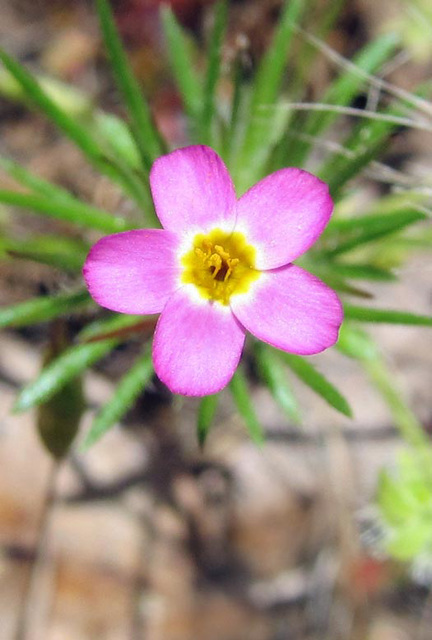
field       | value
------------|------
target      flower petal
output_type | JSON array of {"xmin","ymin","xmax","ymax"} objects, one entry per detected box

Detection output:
[
  {"xmin": 235, "ymin": 168, "xmax": 333, "ymax": 269},
  {"xmin": 153, "ymin": 286, "xmax": 246, "ymax": 396},
  {"xmin": 150, "ymin": 145, "xmax": 237, "ymax": 235},
  {"xmin": 83, "ymin": 229, "xmax": 181, "ymax": 314},
  {"xmin": 231, "ymin": 265, "xmax": 343, "ymax": 355}
]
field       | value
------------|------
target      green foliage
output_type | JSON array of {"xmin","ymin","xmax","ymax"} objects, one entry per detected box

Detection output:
[
  {"xmin": 82, "ymin": 343, "xmax": 154, "ymax": 448},
  {"xmin": 0, "ymin": 0, "xmax": 430, "ymax": 485},
  {"xmin": 197, "ymin": 394, "xmax": 220, "ymax": 446},
  {"xmin": 230, "ymin": 367, "xmax": 264, "ymax": 444},
  {"xmin": 378, "ymin": 450, "xmax": 432, "ymax": 560},
  {"xmin": 95, "ymin": 0, "xmax": 164, "ymax": 170}
]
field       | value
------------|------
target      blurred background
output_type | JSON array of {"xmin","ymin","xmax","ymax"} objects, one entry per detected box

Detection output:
[{"xmin": 1, "ymin": 1, "xmax": 432, "ymax": 639}]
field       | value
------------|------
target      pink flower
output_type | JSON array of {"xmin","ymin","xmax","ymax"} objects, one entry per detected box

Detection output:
[{"xmin": 83, "ymin": 145, "xmax": 343, "ymax": 396}]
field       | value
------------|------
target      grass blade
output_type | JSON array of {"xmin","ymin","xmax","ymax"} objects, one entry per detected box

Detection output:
[
  {"xmin": 82, "ymin": 343, "xmax": 153, "ymax": 448},
  {"xmin": 0, "ymin": 190, "xmax": 130, "ymax": 233},
  {"xmin": 283, "ymin": 32, "xmax": 399, "ymax": 166},
  {"xmin": 201, "ymin": 0, "xmax": 228, "ymax": 146},
  {"xmin": 197, "ymin": 394, "xmax": 219, "ymax": 446},
  {"xmin": 0, "ymin": 49, "xmax": 100, "ymax": 160},
  {"xmin": 236, "ymin": 0, "xmax": 304, "ymax": 186},
  {"xmin": 14, "ymin": 337, "xmax": 119, "ymax": 412},
  {"xmin": 2, "ymin": 235, "xmax": 89, "ymax": 272},
  {"xmin": 229, "ymin": 366, "xmax": 264, "ymax": 444},
  {"xmin": 161, "ymin": 6, "xmax": 203, "ymax": 130},
  {"xmin": 278, "ymin": 352, "xmax": 352, "ymax": 417},
  {"xmin": 344, "ymin": 304, "xmax": 432, "ymax": 326},
  {"xmin": 254, "ymin": 342, "xmax": 301, "ymax": 422},
  {"xmin": 96, "ymin": 0, "xmax": 163, "ymax": 169},
  {"xmin": 0, "ymin": 290, "xmax": 90, "ymax": 329},
  {"xmin": 322, "ymin": 209, "xmax": 426, "ymax": 257},
  {"xmin": 0, "ymin": 156, "xmax": 75, "ymax": 201}
]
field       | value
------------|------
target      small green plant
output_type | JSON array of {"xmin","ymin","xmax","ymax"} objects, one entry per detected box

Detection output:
[{"xmin": 0, "ymin": 0, "xmax": 431, "ymax": 472}]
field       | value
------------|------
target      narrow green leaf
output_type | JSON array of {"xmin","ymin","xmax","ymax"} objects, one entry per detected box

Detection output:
[
  {"xmin": 0, "ymin": 190, "xmax": 130, "ymax": 233},
  {"xmin": 344, "ymin": 304, "xmax": 432, "ymax": 326},
  {"xmin": 82, "ymin": 343, "xmax": 153, "ymax": 448},
  {"xmin": 0, "ymin": 51, "xmax": 149, "ymax": 207},
  {"xmin": 254, "ymin": 342, "xmax": 301, "ymax": 422},
  {"xmin": 14, "ymin": 337, "xmax": 118, "ymax": 412},
  {"xmin": 337, "ymin": 325, "xmax": 427, "ymax": 447},
  {"xmin": 0, "ymin": 290, "xmax": 90, "ymax": 329},
  {"xmin": 201, "ymin": 0, "xmax": 228, "ymax": 146},
  {"xmin": 0, "ymin": 49, "xmax": 101, "ymax": 160},
  {"xmin": 78, "ymin": 313, "xmax": 148, "ymax": 341},
  {"xmin": 322, "ymin": 209, "xmax": 426, "ymax": 256},
  {"xmin": 2, "ymin": 234, "xmax": 89, "ymax": 272},
  {"xmin": 229, "ymin": 366, "xmax": 264, "ymax": 444},
  {"xmin": 0, "ymin": 156, "xmax": 75, "ymax": 201},
  {"xmin": 161, "ymin": 6, "xmax": 202, "ymax": 128},
  {"xmin": 329, "ymin": 262, "xmax": 396, "ymax": 281},
  {"xmin": 236, "ymin": 0, "xmax": 304, "ymax": 184},
  {"xmin": 278, "ymin": 352, "xmax": 352, "ymax": 417},
  {"xmin": 197, "ymin": 394, "xmax": 219, "ymax": 446},
  {"xmin": 284, "ymin": 32, "xmax": 399, "ymax": 166},
  {"xmin": 96, "ymin": 0, "xmax": 163, "ymax": 168}
]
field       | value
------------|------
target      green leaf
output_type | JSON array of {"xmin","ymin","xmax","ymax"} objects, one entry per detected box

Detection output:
[
  {"xmin": 0, "ymin": 289, "xmax": 90, "ymax": 329},
  {"xmin": 161, "ymin": 6, "xmax": 202, "ymax": 129},
  {"xmin": 78, "ymin": 313, "xmax": 150, "ymax": 341},
  {"xmin": 94, "ymin": 112, "xmax": 141, "ymax": 170},
  {"xmin": 278, "ymin": 352, "xmax": 352, "ymax": 417},
  {"xmin": 197, "ymin": 394, "xmax": 219, "ymax": 446},
  {"xmin": 96, "ymin": 0, "xmax": 163, "ymax": 169},
  {"xmin": 322, "ymin": 209, "xmax": 426, "ymax": 256},
  {"xmin": 236, "ymin": 0, "xmax": 304, "ymax": 185},
  {"xmin": 0, "ymin": 48, "xmax": 101, "ymax": 160},
  {"xmin": 284, "ymin": 32, "xmax": 399, "ymax": 166},
  {"xmin": 254, "ymin": 342, "xmax": 301, "ymax": 422},
  {"xmin": 229, "ymin": 366, "xmax": 264, "ymax": 444},
  {"xmin": 201, "ymin": 0, "xmax": 228, "ymax": 146},
  {"xmin": 328, "ymin": 262, "xmax": 396, "ymax": 281},
  {"xmin": 337, "ymin": 326, "xmax": 427, "ymax": 447},
  {"xmin": 2, "ymin": 234, "xmax": 89, "ymax": 272},
  {"xmin": 0, "ymin": 156, "xmax": 75, "ymax": 202},
  {"xmin": 344, "ymin": 304, "xmax": 432, "ymax": 326},
  {"xmin": 37, "ymin": 324, "xmax": 84, "ymax": 459},
  {"xmin": 0, "ymin": 51, "xmax": 150, "ymax": 207},
  {"xmin": 82, "ymin": 343, "xmax": 153, "ymax": 448},
  {"xmin": 0, "ymin": 190, "xmax": 130, "ymax": 233},
  {"xmin": 14, "ymin": 337, "xmax": 118, "ymax": 412}
]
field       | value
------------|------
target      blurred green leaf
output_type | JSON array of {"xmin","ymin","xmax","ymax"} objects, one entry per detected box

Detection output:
[
  {"xmin": 329, "ymin": 262, "xmax": 396, "ymax": 281},
  {"xmin": 0, "ymin": 289, "xmax": 90, "ymax": 329},
  {"xmin": 14, "ymin": 337, "xmax": 119, "ymax": 412},
  {"xmin": 229, "ymin": 366, "xmax": 264, "ymax": 444},
  {"xmin": 0, "ymin": 190, "xmax": 130, "ymax": 233},
  {"xmin": 201, "ymin": 0, "xmax": 228, "ymax": 147},
  {"xmin": 161, "ymin": 6, "xmax": 202, "ymax": 129},
  {"xmin": 278, "ymin": 352, "xmax": 352, "ymax": 417},
  {"xmin": 254, "ymin": 342, "xmax": 301, "ymax": 422},
  {"xmin": 236, "ymin": 0, "xmax": 304, "ymax": 186},
  {"xmin": 0, "ymin": 156, "xmax": 76, "ymax": 202},
  {"xmin": 323, "ymin": 209, "xmax": 426, "ymax": 256},
  {"xmin": 0, "ymin": 49, "xmax": 101, "ymax": 160},
  {"xmin": 284, "ymin": 32, "xmax": 399, "ymax": 166},
  {"xmin": 338, "ymin": 325, "xmax": 427, "ymax": 447},
  {"xmin": 82, "ymin": 343, "xmax": 153, "ymax": 448},
  {"xmin": 96, "ymin": 0, "xmax": 163, "ymax": 169},
  {"xmin": 344, "ymin": 304, "xmax": 432, "ymax": 326},
  {"xmin": 78, "ymin": 313, "xmax": 154, "ymax": 342},
  {"xmin": 37, "ymin": 323, "xmax": 84, "ymax": 459},
  {"xmin": 1, "ymin": 234, "xmax": 89, "ymax": 272},
  {"xmin": 197, "ymin": 394, "xmax": 219, "ymax": 446}
]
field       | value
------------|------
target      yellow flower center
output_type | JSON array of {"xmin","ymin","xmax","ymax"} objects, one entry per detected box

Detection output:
[{"xmin": 181, "ymin": 229, "xmax": 260, "ymax": 305}]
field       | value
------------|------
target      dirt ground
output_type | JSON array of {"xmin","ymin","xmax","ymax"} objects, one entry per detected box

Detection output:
[{"xmin": 1, "ymin": 1, "xmax": 432, "ymax": 639}]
